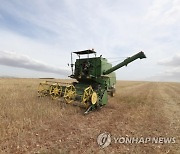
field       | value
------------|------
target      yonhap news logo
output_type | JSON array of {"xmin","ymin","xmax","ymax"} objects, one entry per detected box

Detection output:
[
  {"xmin": 97, "ymin": 133, "xmax": 176, "ymax": 148},
  {"xmin": 97, "ymin": 132, "xmax": 111, "ymax": 148}
]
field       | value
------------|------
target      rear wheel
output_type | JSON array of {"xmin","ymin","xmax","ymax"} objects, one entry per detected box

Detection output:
[
  {"xmin": 110, "ymin": 88, "xmax": 115, "ymax": 97},
  {"xmin": 110, "ymin": 85, "xmax": 116, "ymax": 97}
]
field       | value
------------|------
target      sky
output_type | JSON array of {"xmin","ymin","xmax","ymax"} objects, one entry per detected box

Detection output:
[{"xmin": 0, "ymin": 0, "xmax": 179, "ymax": 82}]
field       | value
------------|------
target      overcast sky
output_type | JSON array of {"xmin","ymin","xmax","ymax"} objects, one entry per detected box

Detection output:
[{"xmin": 0, "ymin": 0, "xmax": 179, "ymax": 81}]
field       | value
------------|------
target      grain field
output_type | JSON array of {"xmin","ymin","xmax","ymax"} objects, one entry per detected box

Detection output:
[{"xmin": 0, "ymin": 78, "xmax": 180, "ymax": 154}]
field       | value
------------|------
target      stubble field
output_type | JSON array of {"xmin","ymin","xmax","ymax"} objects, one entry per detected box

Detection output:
[{"xmin": 0, "ymin": 78, "xmax": 180, "ymax": 154}]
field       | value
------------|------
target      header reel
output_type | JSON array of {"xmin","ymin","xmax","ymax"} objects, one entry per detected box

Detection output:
[{"xmin": 38, "ymin": 81, "xmax": 100, "ymax": 114}]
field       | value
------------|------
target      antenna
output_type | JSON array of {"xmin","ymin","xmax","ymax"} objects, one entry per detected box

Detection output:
[{"xmin": 71, "ymin": 52, "xmax": 74, "ymax": 74}]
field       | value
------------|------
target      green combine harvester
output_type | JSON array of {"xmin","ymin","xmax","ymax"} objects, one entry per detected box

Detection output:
[{"xmin": 38, "ymin": 49, "xmax": 146, "ymax": 114}]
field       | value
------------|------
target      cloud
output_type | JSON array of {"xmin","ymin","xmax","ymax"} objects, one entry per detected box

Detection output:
[
  {"xmin": 158, "ymin": 54, "xmax": 180, "ymax": 66},
  {"xmin": 0, "ymin": 51, "xmax": 70, "ymax": 76},
  {"xmin": 0, "ymin": 0, "xmax": 180, "ymax": 81},
  {"xmin": 144, "ymin": 72, "xmax": 180, "ymax": 82},
  {"xmin": 153, "ymin": 54, "xmax": 180, "ymax": 82},
  {"xmin": 145, "ymin": 0, "xmax": 180, "ymax": 25}
]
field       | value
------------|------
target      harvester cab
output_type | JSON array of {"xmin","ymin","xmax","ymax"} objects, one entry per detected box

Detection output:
[
  {"xmin": 38, "ymin": 49, "xmax": 146, "ymax": 114},
  {"xmin": 69, "ymin": 49, "xmax": 97, "ymax": 80}
]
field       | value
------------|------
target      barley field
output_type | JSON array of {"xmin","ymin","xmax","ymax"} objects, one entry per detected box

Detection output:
[{"xmin": 0, "ymin": 78, "xmax": 180, "ymax": 153}]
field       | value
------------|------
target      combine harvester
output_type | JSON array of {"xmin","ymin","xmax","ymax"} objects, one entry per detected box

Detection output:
[{"xmin": 38, "ymin": 49, "xmax": 146, "ymax": 114}]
